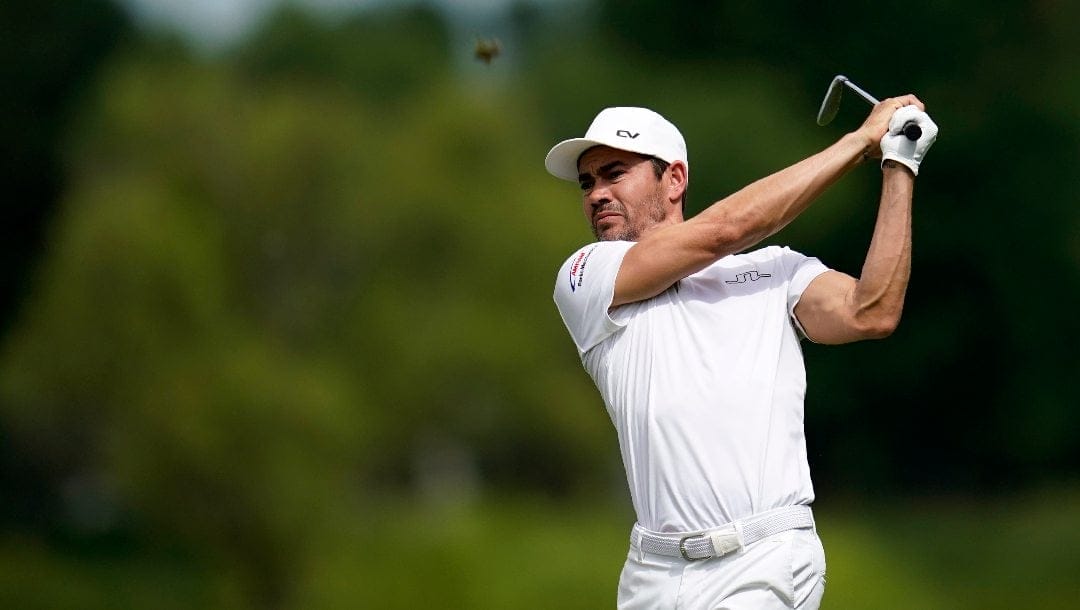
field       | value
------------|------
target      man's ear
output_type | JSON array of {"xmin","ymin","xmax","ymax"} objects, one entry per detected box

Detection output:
[{"xmin": 667, "ymin": 161, "xmax": 688, "ymax": 205}]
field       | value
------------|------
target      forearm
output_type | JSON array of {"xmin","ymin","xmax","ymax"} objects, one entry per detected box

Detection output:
[
  {"xmin": 614, "ymin": 131, "xmax": 875, "ymax": 306},
  {"xmin": 850, "ymin": 161, "xmax": 914, "ymax": 331},
  {"xmin": 691, "ymin": 131, "xmax": 873, "ymax": 254},
  {"xmin": 789, "ymin": 95, "xmax": 932, "ymax": 343}
]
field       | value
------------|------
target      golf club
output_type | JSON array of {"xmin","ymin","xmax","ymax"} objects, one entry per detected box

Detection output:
[{"xmin": 816, "ymin": 75, "xmax": 922, "ymax": 141}]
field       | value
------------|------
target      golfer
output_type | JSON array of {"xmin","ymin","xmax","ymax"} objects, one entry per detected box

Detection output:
[{"xmin": 547, "ymin": 100, "xmax": 937, "ymax": 609}]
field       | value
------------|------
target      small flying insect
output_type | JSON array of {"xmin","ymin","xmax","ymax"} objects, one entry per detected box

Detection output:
[{"xmin": 474, "ymin": 37, "xmax": 502, "ymax": 65}]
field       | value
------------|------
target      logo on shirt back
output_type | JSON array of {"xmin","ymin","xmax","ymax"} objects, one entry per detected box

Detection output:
[
  {"xmin": 725, "ymin": 270, "xmax": 772, "ymax": 284},
  {"xmin": 568, "ymin": 245, "xmax": 599, "ymax": 293}
]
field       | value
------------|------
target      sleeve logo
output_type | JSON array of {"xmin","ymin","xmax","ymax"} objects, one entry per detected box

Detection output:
[{"xmin": 568, "ymin": 244, "xmax": 599, "ymax": 293}]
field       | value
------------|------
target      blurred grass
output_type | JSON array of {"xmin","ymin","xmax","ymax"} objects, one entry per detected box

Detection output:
[
  {"xmin": 3, "ymin": 486, "xmax": 1079, "ymax": 609},
  {"xmin": 819, "ymin": 487, "xmax": 1080, "ymax": 609}
]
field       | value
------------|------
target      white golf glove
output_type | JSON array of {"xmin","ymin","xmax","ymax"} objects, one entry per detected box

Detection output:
[{"xmin": 880, "ymin": 105, "xmax": 938, "ymax": 175}]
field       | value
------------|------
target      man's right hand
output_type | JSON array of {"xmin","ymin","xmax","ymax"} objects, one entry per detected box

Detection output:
[{"xmin": 856, "ymin": 95, "xmax": 925, "ymax": 159}]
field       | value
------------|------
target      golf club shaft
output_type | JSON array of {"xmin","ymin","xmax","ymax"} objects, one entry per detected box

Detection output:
[{"xmin": 843, "ymin": 79, "xmax": 879, "ymax": 105}]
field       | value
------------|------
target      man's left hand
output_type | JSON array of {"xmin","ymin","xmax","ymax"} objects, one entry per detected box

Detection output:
[{"xmin": 880, "ymin": 107, "xmax": 939, "ymax": 175}]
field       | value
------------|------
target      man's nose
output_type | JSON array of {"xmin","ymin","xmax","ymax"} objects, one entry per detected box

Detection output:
[{"xmin": 587, "ymin": 184, "xmax": 612, "ymax": 208}]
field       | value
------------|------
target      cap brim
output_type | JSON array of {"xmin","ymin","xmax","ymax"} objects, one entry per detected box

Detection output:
[{"xmin": 544, "ymin": 138, "xmax": 604, "ymax": 182}]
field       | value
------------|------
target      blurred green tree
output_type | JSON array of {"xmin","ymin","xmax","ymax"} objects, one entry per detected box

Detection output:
[
  {"xmin": 0, "ymin": 6, "xmax": 618, "ymax": 606},
  {"xmin": 0, "ymin": 0, "xmax": 130, "ymax": 328},
  {"xmin": 0, "ymin": 0, "xmax": 131, "ymax": 548}
]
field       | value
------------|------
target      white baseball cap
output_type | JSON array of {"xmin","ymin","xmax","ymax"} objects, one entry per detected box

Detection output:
[{"xmin": 544, "ymin": 107, "xmax": 688, "ymax": 182}]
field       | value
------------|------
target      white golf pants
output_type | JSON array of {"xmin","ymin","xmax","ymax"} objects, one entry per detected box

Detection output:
[{"xmin": 617, "ymin": 527, "xmax": 826, "ymax": 609}]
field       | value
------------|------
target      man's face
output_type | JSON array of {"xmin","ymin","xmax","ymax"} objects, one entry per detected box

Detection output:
[{"xmin": 577, "ymin": 146, "xmax": 667, "ymax": 242}]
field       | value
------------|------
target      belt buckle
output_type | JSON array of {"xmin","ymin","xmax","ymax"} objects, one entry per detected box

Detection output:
[{"xmin": 678, "ymin": 535, "xmax": 709, "ymax": 561}]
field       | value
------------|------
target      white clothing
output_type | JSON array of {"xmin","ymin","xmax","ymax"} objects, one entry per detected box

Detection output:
[
  {"xmin": 553, "ymin": 242, "xmax": 829, "ymax": 533},
  {"xmin": 618, "ymin": 526, "xmax": 827, "ymax": 609}
]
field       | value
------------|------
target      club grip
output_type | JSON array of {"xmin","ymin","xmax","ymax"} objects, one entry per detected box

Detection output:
[{"xmin": 903, "ymin": 121, "xmax": 922, "ymax": 141}]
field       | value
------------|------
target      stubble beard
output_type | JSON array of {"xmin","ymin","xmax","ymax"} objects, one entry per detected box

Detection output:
[{"xmin": 593, "ymin": 189, "xmax": 667, "ymax": 242}]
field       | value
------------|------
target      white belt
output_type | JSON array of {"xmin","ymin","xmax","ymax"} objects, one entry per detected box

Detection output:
[{"xmin": 631, "ymin": 505, "xmax": 815, "ymax": 561}]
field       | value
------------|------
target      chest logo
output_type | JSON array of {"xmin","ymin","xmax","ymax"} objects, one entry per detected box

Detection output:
[{"xmin": 725, "ymin": 270, "xmax": 772, "ymax": 284}]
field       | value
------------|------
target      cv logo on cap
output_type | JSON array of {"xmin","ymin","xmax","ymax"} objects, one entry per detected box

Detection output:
[{"xmin": 616, "ymin": 130, "xmax": 640, "ymax": 138}]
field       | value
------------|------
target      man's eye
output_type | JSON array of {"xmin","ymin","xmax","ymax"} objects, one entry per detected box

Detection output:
[{"xmin": 579, "ymin": 182, "xmax": 593, "ymax": 191}]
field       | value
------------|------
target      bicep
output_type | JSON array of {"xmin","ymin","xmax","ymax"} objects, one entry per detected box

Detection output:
[
  {"xmin": 793, "ymin": 270, "xmax": 873, "ymax": 345},
  {"xmin": 611, "ymin": 219, "xmax": 733, "ymax": 308}
]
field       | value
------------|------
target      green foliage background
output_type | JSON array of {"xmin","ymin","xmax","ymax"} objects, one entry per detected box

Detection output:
[{"xmin": 1, "ymin": 0, "xmax": 1078, "ymax": 608}]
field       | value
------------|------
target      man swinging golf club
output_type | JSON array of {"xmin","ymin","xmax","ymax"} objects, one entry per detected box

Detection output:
[{"xmin": 547, "ymin": 93, "xmax": 938, "ymax": 609}]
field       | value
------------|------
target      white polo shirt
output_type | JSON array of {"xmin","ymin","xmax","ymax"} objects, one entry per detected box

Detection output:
[{"xmin": 554, "ymin": 241, "xmax": 829, "ymax": 533}]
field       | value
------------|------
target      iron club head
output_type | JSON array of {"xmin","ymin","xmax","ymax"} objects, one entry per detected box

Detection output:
[
  {"xmin": 816, "ymin": 75, "xmax": 849, "ymax": 126},
  {"xmin": 816, "ymin": 74, "xmax": 921, "ymax": 140}
]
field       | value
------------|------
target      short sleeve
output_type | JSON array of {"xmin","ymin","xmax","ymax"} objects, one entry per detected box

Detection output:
[
  {"xmin": 553, "ymin": 241, "xmax": 635, "ymax": 356},
  {"xmin": 780, "ymin": 247, "xmax": 830, "ymax": 336}
]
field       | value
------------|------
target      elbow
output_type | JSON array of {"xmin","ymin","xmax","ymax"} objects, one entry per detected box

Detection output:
[
  {"xmin": 709, "ymin": 224, "xmax": 745, "ymax": 255},
  {"xmin": 702, "ymin": 207, "xmax": 765, "ymax": 256},
  {"xmin": 853, "ymin": 310, "xmax": 901, "ymax": 340},
  {"xmin": 868, "ymin": 318, "xmax": 899, "ymax": 340}
]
